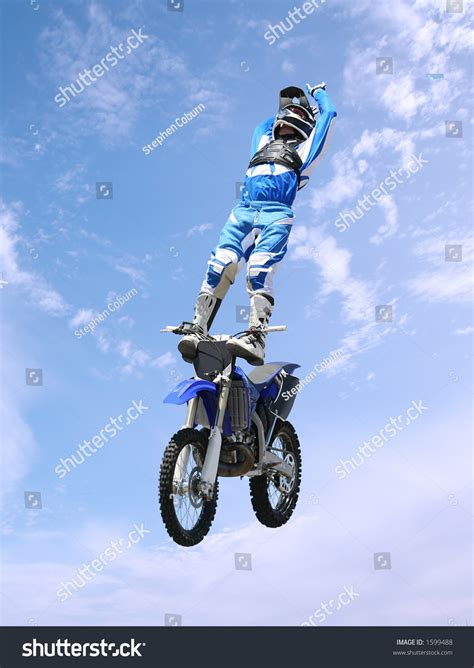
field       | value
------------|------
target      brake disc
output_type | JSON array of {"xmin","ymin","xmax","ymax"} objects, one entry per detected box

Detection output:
[{"xmin": 188, "ymin": 466, "xmax": 204, "ymax": 508}]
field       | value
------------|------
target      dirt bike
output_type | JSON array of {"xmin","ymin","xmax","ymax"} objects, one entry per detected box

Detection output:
[{"xmin": 158, "ymin": 324, "xmax": 302, "ymax": 546}]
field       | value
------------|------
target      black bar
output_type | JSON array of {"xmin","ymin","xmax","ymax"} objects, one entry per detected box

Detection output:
[{"xmin": 0, "ymin": 626, "xmax": 472, "ymax": 667}]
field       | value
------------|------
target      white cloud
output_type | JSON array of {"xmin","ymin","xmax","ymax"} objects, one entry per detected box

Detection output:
[
  {"xmin": 79, "ymin": 229, "xmax": 111, "ymax": 246},
  {"xmin": 311, "ymin": 122, "xmax": 437, "ymax": 249},
  {"xmin": 68, "ymin": 304, "xmax": 175, "ymax": 373},
  {"xmin": 341, "ymin": 0, "xmax": 472, "ymax": 125},
  {"xmin": 452, "ymin": 326, "xmax": 473, "ymax": 336},
  {"xmin": 369, "ymin": 196, "xmax": 398, "ymax": 245},
  {"xmin": 381, "ymin": 75, "xmax": 428, "ymax": 120},
  {"xmin": 0, "ymin": 326, "xmax": 39, "ymax": 504},
  {"xmin": 116, "ymin": 339, "xmax": 176, "ymax": 375},
  {"xmin": 281, "ymin": 59, "xmax": 295, "ymax": 73},
  {"xmin": 117, "ymin": 315, "xmax": 134, "ymax": 328},
  {"xmin": 33, "ymin": 4, "xmax": 231, "ymax": 147},
  {"xmin": 352, "ymin": 128, "xmax": 416, "ymax": 166},
  {"xmin": 116, "ymin": 339, "xmax": 150, "ymax": 374},
  {"xmin": 408, "ymin": 267, "xmax": 473, "ymax": 304},
  {"xmin": 54, "ymin": 165, "xmax": 86, "ymax": 193},
  {"xmin": 408, "ymin": 237, "xmax": 473, "ymax": 304},
  {"xmin": 38, "ymin": 8, "xmax": 160, "ymax": 144},
  {"xmin": 69, "ymin": 309, "xmax": 97, "ymax": 329},
  {"xmin": 289, "ymin": 225, "xmax": 389, "ymax": 372},
  {"xmin": 150, "ymin": 351, "xmax": 176, "ymax": 369},
  {"xmin": 311, "ymin": 151, "xmax": 363, "ymax": 212},
  {"xmin": 304, "ymin": 230, "xmax": 374, "ymax": 323},
  {"xmin": 114, "ymin": 264, "xmax": 147, "ymax": 285},
  {"xmin": 0, "ymin": 200, "xmax": 69, "ymax": 316},
  {"xmin": 313, "ymin": 127, "xmax": 421, "ymax": 223},
  {"xmin": 187, "ymin": 223, "xmax": 213, "ymax": 238},
  {"xmin": 0, "ymin": 386, "xmax": 36, "ymax": 498}
]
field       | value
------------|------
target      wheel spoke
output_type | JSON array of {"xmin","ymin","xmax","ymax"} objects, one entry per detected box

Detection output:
[{"xmin": 266, "ymin": 434, "xmax": 296, "ymax": 510}]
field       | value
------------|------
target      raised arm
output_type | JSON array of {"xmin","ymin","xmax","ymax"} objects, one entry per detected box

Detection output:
[{"xmin": 299, "ymin": 83, "xmax": 337, "ymax": 179}]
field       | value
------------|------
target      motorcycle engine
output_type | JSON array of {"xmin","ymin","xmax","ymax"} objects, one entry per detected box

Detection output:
[{"xmin": 218, "ymin": 431, "xmax": 256, "ymax": 477}]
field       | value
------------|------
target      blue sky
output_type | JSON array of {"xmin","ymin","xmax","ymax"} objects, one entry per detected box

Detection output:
[{"xmin": 0, "ymin": 0, "xmax": 472, "ymax": 626}]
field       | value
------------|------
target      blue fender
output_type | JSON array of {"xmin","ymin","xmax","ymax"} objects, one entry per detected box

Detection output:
[{"xmin": 163, "ymin": 378, "xmax": 217, "ymax": 405}]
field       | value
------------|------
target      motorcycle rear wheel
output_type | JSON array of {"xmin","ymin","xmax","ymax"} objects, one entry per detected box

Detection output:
[{"xmin": 249, "ymin": 420, "xmax": 301, "ymax": 528}]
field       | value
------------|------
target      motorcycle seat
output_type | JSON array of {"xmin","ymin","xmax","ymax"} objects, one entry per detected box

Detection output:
[{"xmin": 247, "ymin": 362, "xmax": 300, "ymax": 391}]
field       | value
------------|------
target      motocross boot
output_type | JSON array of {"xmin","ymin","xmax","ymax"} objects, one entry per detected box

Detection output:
[
  {"xmin": 226, "ymin": 294, "xmax": 273, "ymax": 366},
  {"xmin": 178, "ymin": 293, "xmax": 221, "ymax": 361}
]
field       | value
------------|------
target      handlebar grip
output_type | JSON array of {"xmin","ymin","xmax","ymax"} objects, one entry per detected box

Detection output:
[{"xmin": 307, "ymin": 82, "xmax": 327, "ymax": 96}]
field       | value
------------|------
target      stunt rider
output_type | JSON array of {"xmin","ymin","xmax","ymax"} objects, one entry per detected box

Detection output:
[{"xmin": 179, "ymin": 82, "xmax": 337, "ymax": 365}]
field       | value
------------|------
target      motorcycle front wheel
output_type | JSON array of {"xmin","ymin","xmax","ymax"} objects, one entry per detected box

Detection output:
[{"xmin": 159, "ymin": 428, "xmax": 218, "ymax": 546}]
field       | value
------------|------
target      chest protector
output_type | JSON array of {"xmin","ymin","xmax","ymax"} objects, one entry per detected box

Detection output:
[{"xmin": 248, "ymin": 139, "xmax": 303, "ymax": 186}]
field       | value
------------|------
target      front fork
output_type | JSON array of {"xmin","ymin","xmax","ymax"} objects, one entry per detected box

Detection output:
[
  {"xmin": 199, "ymin": 376, "xmax": 232, "ymax": 500},
  {"xmin": 173, "ymin": 397, "xmax": 200, "ymax": 486}
]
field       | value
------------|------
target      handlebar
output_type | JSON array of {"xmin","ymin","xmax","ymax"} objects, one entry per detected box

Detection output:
[{"xmin": 160, "ymin": 325, "xmax": 287, "ymax": 335}]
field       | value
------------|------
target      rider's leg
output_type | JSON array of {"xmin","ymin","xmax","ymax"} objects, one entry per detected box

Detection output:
[
  {"xmin": 226, "ymin": 204, "xmax": 294, "ymax": 365},
  {"xmin": 178, "ymin": 203, "xmax": 257, "ymax": 360}
]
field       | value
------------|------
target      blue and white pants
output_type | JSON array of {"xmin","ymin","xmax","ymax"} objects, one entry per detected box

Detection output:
[{"xmin": 200, "ymin": 200, "xmax": 294, "ymax": 299}]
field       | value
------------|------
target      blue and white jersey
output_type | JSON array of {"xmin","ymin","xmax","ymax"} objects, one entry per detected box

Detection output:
[{"xmin": 243, "ymin": 89, "xmax": 337, "ymax": 206}]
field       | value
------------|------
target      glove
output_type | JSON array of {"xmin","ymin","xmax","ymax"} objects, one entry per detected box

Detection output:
[{"xmin": 306, "ymin": 82, "xmax": 327, "ymax": 97}]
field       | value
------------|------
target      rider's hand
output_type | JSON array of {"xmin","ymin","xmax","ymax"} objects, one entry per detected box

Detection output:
[{"xmin": 306, "ymin": 82, "xmax": 327, "ymax": 97}]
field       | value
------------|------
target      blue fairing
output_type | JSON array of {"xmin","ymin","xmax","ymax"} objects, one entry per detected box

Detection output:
[
  {"xmin": 163, "ymin": 378, "xmax": 217, "ymax": 405},
  {"xmin": 164, "ymin": 378, "xmax": 232, "ymax": 435},
  {"xmin": 261, "ymin": 381, "xmax": 279, "ymax": 401}
]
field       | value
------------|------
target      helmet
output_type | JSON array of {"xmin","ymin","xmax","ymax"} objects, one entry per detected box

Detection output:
[{"xmin": 273, "ymin": 86, "xmax": 316, "ymax": 141}]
